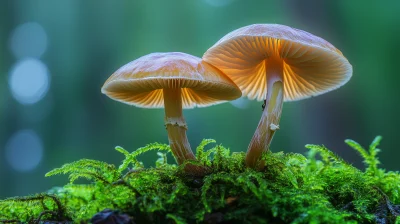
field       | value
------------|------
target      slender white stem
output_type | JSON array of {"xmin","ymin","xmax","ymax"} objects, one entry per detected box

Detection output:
[
  {"xmin": 245, "ymin": 58, "xmax": 284, "ymax": 168},
  {"xmin": 163, "ymin": 88, "xmax": 196, "ymax": 165},
  {"xmin": 163, "ymin": 88, "xmax": 207, "ymax": 176}
]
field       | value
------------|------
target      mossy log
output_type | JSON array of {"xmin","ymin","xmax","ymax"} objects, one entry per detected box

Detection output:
[{"xmin": 1, "ymin": 137, "xmax": 399, "ymax": 224}]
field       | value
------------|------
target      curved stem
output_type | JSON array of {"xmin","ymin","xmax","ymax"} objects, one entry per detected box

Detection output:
[
  {"xmin": 245, "ymin": 58, "xmax": 284, "ymax": 168},
  {"xmin": 163, "ymin": 88, "xmax": 196, "ymax": 165}
]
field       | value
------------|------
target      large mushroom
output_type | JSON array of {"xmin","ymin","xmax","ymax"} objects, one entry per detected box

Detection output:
[
  {"xmin": 203, "ymin": 24, "xmax": 352, "ymax": 168},
  {"xmin": 102, "ymin": 52, "xmax": 241, "ymax": 174}
]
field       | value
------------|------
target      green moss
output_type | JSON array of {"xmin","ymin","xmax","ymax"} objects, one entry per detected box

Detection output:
[{"xmin": 0, "ymin": 136, "xmax": 399, "ymax": 223}]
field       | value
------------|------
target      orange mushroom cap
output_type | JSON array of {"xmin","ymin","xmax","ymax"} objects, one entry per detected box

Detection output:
[
  {"xmin": 203, "ymin": 24, "xmax": 353, "ymax": 101},
  {"xmin": 102, "ymin": 52, "xmax": 242, "ymax": 108}
]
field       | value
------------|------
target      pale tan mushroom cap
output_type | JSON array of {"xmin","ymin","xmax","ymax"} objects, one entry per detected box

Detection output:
[
  {"xmin": 102, "ymin": 52, "xmax": 242, "ymax": 108},
  {"xmin": 203, "ymin": 24, "xmax": 353, "ymax": 101}
]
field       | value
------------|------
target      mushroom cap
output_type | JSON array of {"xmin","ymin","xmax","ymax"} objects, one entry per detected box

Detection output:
[
  {"xmin": 203, "ymin": 24, "xmax": 353, "ymax": 101},
  {"xmin": 102, "ymin": 52, "xmax": 242, "ymax": 108}
]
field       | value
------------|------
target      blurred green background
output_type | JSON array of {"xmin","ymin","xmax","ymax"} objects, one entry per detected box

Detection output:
[{"xmin": 1, "ymin": 0, "xmax": 399, "ymax": 198}]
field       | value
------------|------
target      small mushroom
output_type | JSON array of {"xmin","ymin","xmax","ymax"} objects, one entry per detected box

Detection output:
[
  {"xmin": 203, "ymin": 24, "xmax": 352, "ymax": 168},
  {"xmin": 102, "ymin": 52, "xmax": 241, "ymax": 174}
]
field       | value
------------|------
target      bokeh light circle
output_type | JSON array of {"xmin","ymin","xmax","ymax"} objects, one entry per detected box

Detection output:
[
  {"xmin": 5, "ymin": 129, "xmax": 44, "ymax": 172},
  {"xmin": 9, "ymin": 22, "xmax": 48, "ymax": 59},
  {"xmin": 8, "ymin": 59, "xmax": 50, "ymax": 105}
]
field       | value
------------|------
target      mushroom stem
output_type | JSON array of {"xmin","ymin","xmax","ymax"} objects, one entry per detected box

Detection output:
[
  {"xmin": 163, "ymin": 88, "xmax": 196, "ymax": 165},
  {"xmin": 246, "ymin": 57, "xmax": 284, "ymax": 168}
]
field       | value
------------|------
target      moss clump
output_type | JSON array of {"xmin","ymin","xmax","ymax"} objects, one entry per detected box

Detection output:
[{"xmin": 0, "ymin": 137, "xmax": 399, "ymax": 223}]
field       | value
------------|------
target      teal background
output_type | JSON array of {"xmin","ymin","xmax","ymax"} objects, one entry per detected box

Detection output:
[{"xmin": 1, "ymin": 0, "xmax": 399, "ymax": 197}]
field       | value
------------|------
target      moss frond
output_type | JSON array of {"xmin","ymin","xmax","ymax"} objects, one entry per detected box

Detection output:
[
  {"xmin": 0, "ymin": 194, "xmax": 69, "ymax": 223},
  {"xmin": 45, "ymin": 159, "xmax": 120, "ymax": 184},
  {"xmin": 345, "ymin": 136, "xmax": 400, "ymax": 204},
  {"xmin": 196, "ymin": 139, "xmax": 216, "ymax": 165},
  {"xmin": 345, "ymin": 136, "xmax": 382, "ymax": 176},
  {"xmin": 1, "ymin": 136, "xmax": 400, "ymax": 223},
  {"xmin": 117, "ymin": 142, "xmax": 171, "ymax": 173},
  {"xmin": 306, "ymin": 144, "xmax": 351, "ymax": 167}
]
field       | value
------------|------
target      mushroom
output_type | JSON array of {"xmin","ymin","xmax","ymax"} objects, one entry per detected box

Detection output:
[
  {"xmin": 102, "ymin": 52, "xmax": 241, "ymax": 174},
  {"xmin": 203, "ymin": 24, "xmax": 352, "ymax": 168}
]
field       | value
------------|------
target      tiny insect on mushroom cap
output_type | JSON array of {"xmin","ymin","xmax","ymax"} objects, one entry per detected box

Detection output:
[
  {"xmin": 102, "ymin": 52, "xmax": 241, "ymax": 175},
  {"xmin": 203, "ymin": 24, "xmax": 352, "ymax": 168}
]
